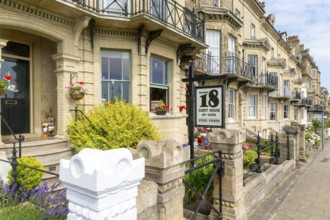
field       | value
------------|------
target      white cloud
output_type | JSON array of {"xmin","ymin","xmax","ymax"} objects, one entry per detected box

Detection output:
[{"xmin": 265, "ymin": 0, "xmax": 330, "ymax": 90}]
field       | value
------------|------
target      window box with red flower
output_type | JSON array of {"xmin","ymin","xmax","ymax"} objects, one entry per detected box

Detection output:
[{"xmin": 152, "ymin": 99, "xmax": 170, "ymax": 115}]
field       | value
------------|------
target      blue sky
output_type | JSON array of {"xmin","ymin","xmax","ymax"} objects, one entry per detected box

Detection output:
[{"xmin": 265, "ymin": 0, "xmax": 330, "ymax": 92}]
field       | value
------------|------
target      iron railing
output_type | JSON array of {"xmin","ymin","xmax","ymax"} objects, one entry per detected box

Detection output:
[
  {"xmin": 183, "ymin": 150, "xmax": 224, "ymax": 219},
  {"xmin": 70, "ymin": 106, "xmax": 92, "ymax": 123},
  {"xmin": 71, "ymin": 0, "xmax": 204, "ymax": 42},
  {"xmin": 0, "ymin": 112, "xmax": 24, "ymax": 158},
  {"xmin": 243, "ymin": 132, "xmax": 280, "ymax": 176},
  {"xmin": 194, "ymin": 53, "xmax": 255, "ymax": 80},
  {"xmin": 249, "ymin": 72, "xmax": 278, "ymax": 88},
  {"xmin": 292, "ymin": 91, "xmax": 302, "ymax": 100},
  {"xmin": 269, "ymin": 87, "xmax": 291, "ymax": 98},
  {"xmin": 302, "ymin": 97, "xmax": 313, "ymax": 106}
]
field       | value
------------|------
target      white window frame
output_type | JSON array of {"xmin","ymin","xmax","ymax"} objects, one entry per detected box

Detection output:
[
  {"xmin": 247, "ymin": 95, "xmax": 257, "ymax": 118},
  {"xmin": 228, "ymin": 89, "xmax": 235, "ymax": 120},
  {"xmin": 284, "ymin": 105, "xmax": 289, "ymax": 119},
  {"xmin": 261, "ymin": 95, "xmax": 266, "ymax": 119},
  {"xmin": 228, "ymin": 36, "xmax": 235, "ymax": 73},
  {"xmin": 150, "ymin": 56, "xmax": 170, "ymax": 111},
  {"xmin": 270, "ymin": 103, "xmax": 277, "ymax": 121},
  {"xmin": 206, "ymin": 30, "xmax": 221, "ymax": 74},
  {"xmin": 101, "ymin": 50, "xmax": 131, "ymax": 103},
  {"xmin": 248, "ymin": 55, "xmax": 258, "ymax": 79}
]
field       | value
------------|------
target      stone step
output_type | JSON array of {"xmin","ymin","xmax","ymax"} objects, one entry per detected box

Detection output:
[
  {"xmin": 2, "ymin": 138, "xmax": 69, "ymax": 157},
  {"xmin": 22, "ymin": 147, "xmax": 73, "ymax": 165}
]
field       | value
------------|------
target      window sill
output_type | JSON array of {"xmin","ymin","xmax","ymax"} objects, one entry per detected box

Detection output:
[{"xmin": 149, "ymin": 113, "xmax": 187, "ymax": 119}]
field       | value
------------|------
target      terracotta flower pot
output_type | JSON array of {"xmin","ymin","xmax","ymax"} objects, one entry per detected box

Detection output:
[{"xmin": 70, "ymin": 93, "xmax": 85, "ymax": 100}]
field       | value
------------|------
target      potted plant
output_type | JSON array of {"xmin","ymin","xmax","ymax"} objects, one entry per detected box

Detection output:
[
  {"xmin": 66, "ymin": 81, "xmax": 87, "ymax": 100},
  {"xmin": 184, "ymin": 155, "xmax": 214, "ymax": 214},
  {"xmin": 153, "ymin": 99, "xmax": 170, "ymax": 115},
  {"xmin": 0, "ymin": 75, "xmax": 12, "ymax": 95}
]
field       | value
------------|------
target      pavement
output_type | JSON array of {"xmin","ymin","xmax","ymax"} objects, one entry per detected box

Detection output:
[{"xmin": 250, "ymin": 142, "xmax": 330, "ymax": 220}]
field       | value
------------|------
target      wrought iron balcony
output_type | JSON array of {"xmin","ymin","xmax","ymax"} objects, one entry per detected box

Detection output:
[
  {"xmin": 71, "ymin": 0, "xmax": 205, "ymax": 42},
  {"xmin": 194, "ymin": 53, "xmax": 254, "ymax": 80},
  {"xmin": 249, "ymin": 72, "xmax": 278, "ymax": 88},
  {"xmin": 302, "ymin": 98, "xmax": 313, "ymax": 106},
  {"xmin": 291, "ymin": 91, "xmax": 302, "ymax": 102},
  {"xmin": 269, "ymin": 86, "xmax": 291, "ymax": 101},
  {"xmin": 308, "ymin": 104, "xmax": 324, "ymax": 113}
]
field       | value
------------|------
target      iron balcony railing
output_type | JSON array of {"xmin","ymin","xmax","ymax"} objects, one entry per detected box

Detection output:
[
  {"xmin": 269, "ymin": 86, "xmax": 291, "ymax": 98},
  {"xmin": 71, "ymin": 0, "xmax": 204, "ymax": 42},
  {"xmin": 194, "ymin": 53, "xmax": 254, "ymax": 80},
  {"xmin": 249, "ymin": 72, "xmax": 278, "ymax": 88},
  {"xmin": 302, "ymin": 97, "xmax": 313, "ymax": 106},
  {"xmin": 292, "ymin": 91, "xmax": 302, "ymax": 100}
]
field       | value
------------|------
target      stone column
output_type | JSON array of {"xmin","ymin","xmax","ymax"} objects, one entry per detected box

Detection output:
[
  {"xmin": 52, "ymin": 53, "xmax": 80, "ymax": 137},
  {"xmin": 208, "ymin": 129, "xmax": 246, "ymax": 220},
  {"xmin": 298, "ymin": 124, "xmax": 307, "ymax": 161},
  {"xmin": 60, "ymin": 148, "xmax": 145, "ymax": 220},
  {"xmin": 0, "ymin": 39, "xmax": 7, "ymax": 145},
  {"xmin": 283, "ymin": 125, "xmax": 300, "ymax": 167},
  {"xmin": 136, "ymin": 28, "xmax": 148, "ymax": 111},
  {"xmin": 136, "ymin": 140, "xmax": 189, "ymax": 220}
]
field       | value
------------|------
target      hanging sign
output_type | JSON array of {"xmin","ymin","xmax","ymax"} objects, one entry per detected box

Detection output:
[{"xmin": 195, "ymin": 85, "xmax": 225, "ymax": 128}]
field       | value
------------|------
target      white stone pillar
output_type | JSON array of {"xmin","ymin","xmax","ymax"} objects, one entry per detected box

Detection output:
[
  {"xmin": 0, "ymin": 39, "xmax": 8, "ymax": 145},
  {"xmin": 60, "ymin": 148, "xmax": 145, "ymax": 220}
]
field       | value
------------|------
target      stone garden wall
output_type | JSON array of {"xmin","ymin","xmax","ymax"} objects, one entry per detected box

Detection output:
[{"xmin": 59, "ymin": 125, "xmax": 306, "ymax": 220}]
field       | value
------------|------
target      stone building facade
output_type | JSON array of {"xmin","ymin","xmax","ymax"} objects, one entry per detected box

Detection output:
[{"xmin": 0, "ymin": 0, "xmax": 327, "ymax": 146}]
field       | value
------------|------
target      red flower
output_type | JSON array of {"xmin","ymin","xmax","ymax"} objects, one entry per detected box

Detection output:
[
  {"xmin": 4, "ymin": 75, "xmax": 12, "ymax": 80},
  {"xmin": 12, "ymin": 81, "xmax": 16, "ymax": 85},
  {"xmin": 248, "ymin": 143, "xmax": 254, "ymax": 148},
  {"xmin": 78, "ymin": 81, "xmax": 84, "ymax": 85},
  {"xmin": 197, "ymin": 137, "xmax": 203, "ymax": 145},
  {"xmin": 242, "ymin": 146, "xmax": 247, "ymax": 151},
  {"xmin": 179, "ymin": 105, "xmax": 186, "ymax": 112}
]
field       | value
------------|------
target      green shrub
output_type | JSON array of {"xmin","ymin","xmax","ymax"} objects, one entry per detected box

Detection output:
[
  {"xmin": 0, "ymin": 204, "xmax": 40, "ymax": 220},
  {"xmin": 184, "ymin": 155, "xmax": 214, "ymax": 204},
  {"xmin": 243, "ymin": 150, "xmax": 257, "ymax": 169},
  {"xmin": 0, "ymin": 203, "xmax": 66, "ymax": 220},
  {"xmin": 325, "ymin": 119, "xmax": 330, "ymax": 128},
  {"xmin": 7, "ymin": 157, "xmax": 44, "ymax": 190},
  {"xmin": 312, "ymin": 119, "xmax": 321, "ymax": 131},
  {"xmin": 67, "ymin": 99, "xmax": 161, "ymax": 152}
]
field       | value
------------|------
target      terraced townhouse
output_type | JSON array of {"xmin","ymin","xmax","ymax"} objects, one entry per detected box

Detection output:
[
  {"xmin": 0, "ymin": 0, "xmax": 327, "ymax": 174},
  {"xmin": 190, "ymin": 0, "xmax": 328, "ymax": 138}
]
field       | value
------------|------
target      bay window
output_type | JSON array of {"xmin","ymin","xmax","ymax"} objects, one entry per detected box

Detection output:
[{"xmin": 101, "ymin": 50, "xmax": 130, "ymax": 102}]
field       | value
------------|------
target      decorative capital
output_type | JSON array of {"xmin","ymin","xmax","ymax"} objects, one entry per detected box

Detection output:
[{"xmin": 283, "ymin": 125, "xmax": 300, "ymax": 135}]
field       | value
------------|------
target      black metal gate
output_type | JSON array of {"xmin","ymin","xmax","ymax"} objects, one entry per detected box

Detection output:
[{"xmin": 183, "ymin": 150, "xmax": 224, "ymax": 220}]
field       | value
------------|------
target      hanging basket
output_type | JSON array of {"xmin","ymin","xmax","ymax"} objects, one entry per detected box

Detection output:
[
  {"xmin": 0, "ymin": 88, "xmax": 7, "ymax": 96},
  {"xmin": 70, "ymin": 93, "xmax": 85, "ymax": 100}
]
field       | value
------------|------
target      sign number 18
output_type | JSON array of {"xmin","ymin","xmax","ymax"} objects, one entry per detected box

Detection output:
[{"xmin": 199, "ymin": 89, "xmax": 220, "ymax": 108}]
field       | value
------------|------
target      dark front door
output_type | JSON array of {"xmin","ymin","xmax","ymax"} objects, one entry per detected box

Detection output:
[{"xmin": 1, "ymin": 42, "xmax": 30, "ymax": 135}]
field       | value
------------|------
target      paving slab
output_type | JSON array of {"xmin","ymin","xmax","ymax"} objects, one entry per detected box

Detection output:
[{"xmin": 250, "ymin": 143, "xmax": 330, "ymax": 220}]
